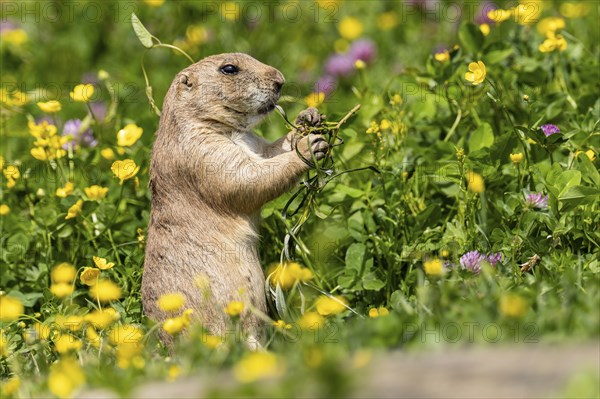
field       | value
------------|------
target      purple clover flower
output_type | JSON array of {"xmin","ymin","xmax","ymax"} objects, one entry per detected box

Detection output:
[
  {"xmin": 62, "ymin": 119, "xmax": 97, "ymax": 148},
  {"xmin": 324, "ymin": 53, "xmax": 355, "ymax": 77},
  {"xmin": 540, "ymin": 124, "xmax": 560, "ymax": 137},
  {"xmin": 315, "ymin": 75, "xmax": 336, "ymax": 95},
  {"xmin": 89, "ymin": 102, "xmax": 107, "ymax": 122},
  {"xmin": 459, "ymin": 251, "xmax": 503, "ymax": 273},
  {"xmin": 526, "ymin": 193, "xmax": 548, "ymax": 209},
  {"xmin": 349, "ymin": 39, "xmax": 376, "ymax": 63}
]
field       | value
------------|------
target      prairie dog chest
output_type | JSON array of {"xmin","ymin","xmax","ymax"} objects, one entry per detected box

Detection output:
[{"xmin": 230, "ymin": 132, "xmax": 265, "ymax": 160}]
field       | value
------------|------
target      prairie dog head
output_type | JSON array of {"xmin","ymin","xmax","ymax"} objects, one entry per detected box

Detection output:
[{"xmin": 163, "ymin": 53, "xmax": 285, "ymax": 132}]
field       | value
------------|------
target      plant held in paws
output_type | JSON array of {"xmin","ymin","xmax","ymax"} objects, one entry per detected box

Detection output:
[{"xmin": 267, "ymin": 104, "xmax": 375, "ymax": 318}]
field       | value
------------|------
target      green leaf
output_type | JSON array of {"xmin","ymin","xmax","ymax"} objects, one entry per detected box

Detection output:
[
  {"xmin": 362, "ymin": 272, "xmax": 385, "ymax": 290},
  {"xmin": 345, "ymin": 243, "xmax": 366, "ymax": 273},
  {"xmin": 486, "ymin": 48, "xmax": 514, "ymax": 64},
  {"xmin": 469, "ymin": 122, "xmax": 494, "ymax": 152},
  {"xmin": 556, "ymin": 170, "xmax": 582, "ymax": 197},
  {"xmin": 131, "ymin": 13, "xmax": 154, "ymax": 48},
  {"xmin": 458, "ymin": 22, "xmax": 484, "ymax": 54},
  {"xmin": 335, "ymin": 184, "xmax": 364, "ymax": 199},
  {"xmin": 558, "ymin": 185, "xmax": 600, "ymax": 211},
  {"xmin": 576, "ymin": 154, "xmax": 600, "ymax": 186}
]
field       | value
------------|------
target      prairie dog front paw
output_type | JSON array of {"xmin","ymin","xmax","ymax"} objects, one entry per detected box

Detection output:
[{"xmin": 294, "ymin": 134, "xmax": 329, "ymax": 163}]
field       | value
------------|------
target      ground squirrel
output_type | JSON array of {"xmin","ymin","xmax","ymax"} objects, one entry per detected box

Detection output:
[{"xmin": 142, "ymin": 53, "xmax": 328, "ymax": 344}]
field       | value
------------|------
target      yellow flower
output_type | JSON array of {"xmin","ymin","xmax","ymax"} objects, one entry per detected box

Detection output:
[
  {"xmin": 86, "ymin": 326, "xmax": 101, "ymax": 348},
  {"xmin": 423, "ymin": 258, "xmax": 444, "ymax": 276},
  {"xmin": 3, "ymin": 165, "xmax": 20, "ymax": 180},
  {"xmin": 368, "ymin": 307, "xmax": 390, "ymax": 318},
  {"xmin": 65, "ymin": 199, "xmax": 83, "ymax": 220},
  {"xmin": 70, "ymin": 84, "xmax": 95, "ymax": 102},
  {"xmin": 84, "ymin": 185, "xmax": 108, "ymax": 200},
  {"xmin": 268, "ymin": 262, "xmax": 313, "ymax": 289},
  {"xmin": 80, "ymin": 267, "xmax": 100, "ymax": 286},
  {"xmin": 85, "ymin": 308, "xmax": 119, "ymax": 329},
  {"xmin": 499, "ymin": 294, "xmax": 528, "ymax": 318},
  {"xmin": 0, "ymin": 331, "xmax": 7, "ymax": 357},
  {"xmin": 434, "ymin": 50, "xmax": 450, "ymax": 62},
  {"xmin": 202, "ymin": 334, "xmax": 223, "ymax": 349},
  {"xmin": 379, "ymin": 119, "xmax": 391, "ymax": 130},
  {"xmin": 539, "ymin": 32, "xmax": 567, "ymax": 53},
  {"xmin": 0, "ymin": 204, "xmax": 9, "ymax": 216},
  {"xmin": 111, "ymin": 159, "xmax": 140, "ymax": 184},
  {"xmin": 1, "ymin": 376, "xmax": 20, "ymax": 396},
  {"xmin": 117, "ymin": 123, "xmax": 143, "ymax": 147},
  {"xmin": 224, "ymin": 301, "xmax": 244, "ymax": 317},
  {"xmin": 109, "ymin": 324, "xmax": 144, "ymax": 345},
  {"xmin": 537, "ymin": 17, "xmax": 565, "ymax": 36},
  {"xmin": 513, "ymin": 1, "xmax": 542, "ymax": 25},
  {"xmin": 37, "ymin": 100, "xmax": 62, "ymax": 113},
  {"xmin": 143, "ymin": 0, "xmax": 165, "ymax": 6},
  {"xmin": 162, "ymin": 317, "xmax": 185, "ymax": 335},
  {"xmin": 304, "ymin": 92, "xmax": 325, "ymax": 108},
  {"xmin": 479, "ymin": 23, "xmax": 491, "ymax": 36},
  {"xmin": 377, "ymin": 11, "xmax": 399, "ymax": 30},
  {"xmin": 338, "ymin": 16, "xmax": 363, "ymax": 40},
  {"xmin": 50, "ymin": 283, "xmax": 74, "ymax": 298},
  {"xmin": 55, "ymin": 182, "xmax": 75, "ymax": 198},
  {"xmin": 31, "ymin": 147, "xmax": 49, "ymax": 161},
  {"xmin": 467, "ymin": 171, "xmax": 485, "ymax": 193},
  {"xmin": 55, "ymin": 315, "xmax": 84, "ymax": 332},
  {"xmin": 167, "ymin": 364, "xmax": 182, "ymax": 382},
  {"xmin": 0, "ymin": 295, "xmax": 24, "ymax": 322},
  {"xmin": 93, "ymin": 256, "xmax": 115, "ymax": 270},
  {"xmin": 315, "ymin": 295, "xmax": 348, "ymax": 316},
  {"xmin": 89, "ymin": 280, "xmax": 122, "ymax": 302},
  {"xmin": 464, "ymin": 61, "xmax": 486, "ymax": 85},
  {"xmin": 48, "ymin": 357, "xmax": 85, "ymax": 399},
  {"xmin": 233, "ymin": 352, "xmax": 284, "ymax": 383},
  {"xmin": 487, "ymin": 8, "xmax": 512, "ymax": 23},
  {"xmin": 510, "ymin": 153, "xmax": 524, "ymax": 164},
  {"xmin": 158, "ymin": 293, "xmax": 186, "ymax": 312},
  {"xmin": 389, "ymin": 94, "xmax": 402, "ymax": 106},
  {"xmin": 51, "ymin": 262, "xmax": 76, "ymax": 283},
  {"xmin": 298, "ymin": 311, "xmax": 325, "ymax": 331},
  {"xmin": 560, "ymin": 2, "xmax": 591, "ymax": 18},
  {"xmin": 366, "ymin": 121, "xmax": 380, "ymax": 135},
  {"xmin": 53, "ymin": 334, "xmax": 83, "ymax": 354},
  {"xmin": 354, "ymin": 59, "xmax": 366, "ymax": 70},
  {"xmin": 1, "ymin": 29, "xmax": 28, "ymax": 46},
  {"xmin": 575, "ymin": 150, "xmax": 596, "ymax": 162},
  {"xmin": 100, "ymin": 148, "xmax": 115, "ymax": 160},
  {"xmin": 273, "ymin": 320, "xmax": 292, "ymax": 330}
]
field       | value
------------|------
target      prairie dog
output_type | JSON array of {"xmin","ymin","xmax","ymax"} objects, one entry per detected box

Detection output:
[{"xmin": 142, "ymin": 53, "xmax": 328, "ymax": 343}]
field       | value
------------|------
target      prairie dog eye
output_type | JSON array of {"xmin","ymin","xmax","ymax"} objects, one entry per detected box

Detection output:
[{"xmin": 220, "ymin": 64, "xmax": 239, "ymax": 75}]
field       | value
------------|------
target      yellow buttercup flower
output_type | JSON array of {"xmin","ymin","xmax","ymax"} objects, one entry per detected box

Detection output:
[
  {"xmin": 315, "ymin": 295, "xmax": 348, "ymax": 316},
  {"xmin": 224, "ymin": 301, "xmax": 244, "ymax": 316},
  {"xmin": 101, "ymin": 148, "xmax": 115, "ymax": 160},
  {"xmin": 560, "ymin": 2, "xmax": 591, "ymax": 18},
  {"xmin": 85, "ymin": 308, "xmax": 119, "ymax": 329},
  {"xmin": 1, "ymin": 29, "xmax": 28, "ymax": 46},
  {"xmin": 48, "ymin": 357, "xmax": 86, "ymax": 399},
  {"xmin": 55, "ymin": 315, "xmax": 84, "ymax": 332},
  {"xmin": 0, "ymin": 204, "xmax": 9, "ymax": 216},
  {"xmin": 479, "ymin": 23, "xmax": 491, "ymax": 36},
  {"xmin": 80, "ymin": 267, "xmax": 100, "ymax": 286},
  {"xmin": 50, "ymin": 283, "xmax": 74, "ymax": 298},
  {"xmin": 379, "ymin": 119, "xmax": 391, "ymax": 130},
  {"xmin": 202, "ymin": 334, "xmax": 223, "ymax": 349},
  {"xmin": 377, "ymin": 11, "xmax": 399, "ymax": 31},
  {"xmin": 143, "ymin": 0, "xmax": 165, "ymax": 6},
  {"xmin": 0, "ymin": 331, "xmax": 7, "ymax": 357},
  {"xmin": 354, "ymin": 59, "xmax": 366, "ymax": 70},
  {"xmin": 273, "ymin": 320, "xmax": 292, "ymax": 330},
  {"xmin": 162, "ymin": 317, "xmax": 185, "ymax": 335},
  {"xmin": 167, "ymin": 365, "xmax": 182, "ymax": 382},
  {"xmin": 0, "ymin": 295, "xmax": 24, "ymax": 322},
  {"xmin": 298, "ymin": 311, "xmax": 325, "ymax": 331},
  {"xmin": 537, "ymin": 17, "xmax": 565, "ymax": 36},
  {"xmin": 86, "ymin": 326, "xmax": 101, "ymax": 347},
  {"xmin": 55, "ymin": 182, "xmax": 74, "ymax": 198},
  {"xmin": 89, "ymin": 280, "xmax": 122, "ymax": 302},
  {"xmin": 268, "ymin": 262, "xmax": 313, "ymax": 289},
  {"xmin": 575, "ymin": 150, "xmax": 596, "ymax": 162},
  {"xmin": 510, "ymin": 153, "xmax": 524, "ymax": 164},
  {"xmin": 487, "ymin": 8, "xmax": 512, "ymax": 23},
  {"xmin": 423, "ymin": 258, "xmax": 443, "ymax": 276},
  {"xmin": 338, "ymin": 17, "xmax": 363, "ymax": 41},
  {"xmin": 51, "ymin": 262, "xmax": 76, "ymax": 283},
  {"xmin": 65, "ymin": 199, "xmax": 83, "ymax": 220},
  {"xmin": 70, "ymin": 84, "xmax": 95, "ymax": 102},
  {"xmin": 464, "ymin": 61, "xmax": 486, "ymax": 85},
  {"xmin": 158, "ymin": 293, "xmax": 186, "ymax": 312},
  {"xmin": 368, "ymin": 307, "xmax": 390, "ymax": 318},
  {"xmin": 539, "ymin": 32, "xmax": 567, "ymax": 53},
  {"xmin": 3, "ymin": 165, "xmax": 20, "ymax": 180},
  {"xmin": 233, "ymin": 351, "xmax": 284, "ymax": 383},
  {"xmin": 434, "ymin": 50, "xmax": 450, "ymax": 62},
  {"xmin": 84, "ymin": 185, "xmax": 108, "ymax": 200},
  {"xmin": 499, "ymin": 294, "xmax": 528, "ymax": 318},
  {"xmin": 53, "ymin": 334, "xmax": 83, "ymax": 353},
  {"xmin": 117, "ymin": 123, "xmax": 143, "ymax": 147},
  {"xmin": 1, "ymin": 376, "xmax": 20, "ymax": 396},
  {"xmin": 111, "ymin": 159, "xmax": 140, "ymax": 184},
  {"xmin": 37, "ymin": 100, "xmax": 61, "ymax": 113},
  {"xmin": 305, "ymin": 92, "xmax": 325, "ymax": 108},
  {"xmin": 467, "ymin": 171, "xmax": 485, "ymax": 193},
  {"xmin": 93, "ymin": 256, "xmax": 115, "ymax": 270}
]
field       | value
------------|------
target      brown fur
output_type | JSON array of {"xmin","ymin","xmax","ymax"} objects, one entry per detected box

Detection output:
[{"xmin": 142, "ymin": 53, "xmax": 328, "ymax": 344}]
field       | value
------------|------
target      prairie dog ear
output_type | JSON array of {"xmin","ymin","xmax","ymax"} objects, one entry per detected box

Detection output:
[{"xmin": 178, "ymin": 73, "xmax": 193, "ymax": 90}]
